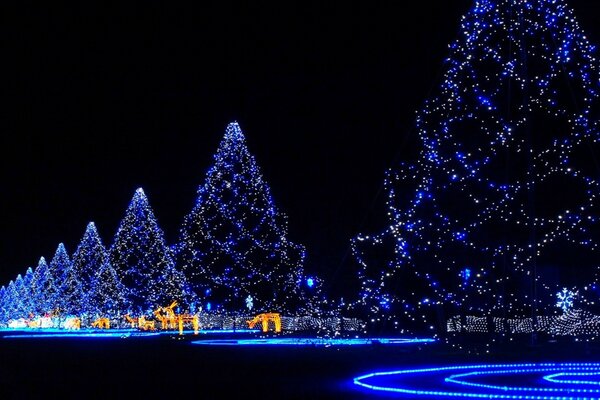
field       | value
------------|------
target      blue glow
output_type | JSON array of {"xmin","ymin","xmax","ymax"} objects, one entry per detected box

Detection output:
[
  {"xmin": 544, "ymin": 372, "xmax": 600, "ymax": 386},
  {"xmin": 176, "ymin": 122, "xmax": 321, "ymax": 315},
  {"xmin": 0, "ymin": 328, "xmax": 136, "ymax": 334},
  {"xmin": 3, "ymin": 332, "xmax": 160, "ymax": 339},
  {"xmin": 0, "ymin": 328, "xmax": 260, "ymax": 338},
  {"xmin": 169, "ymin": 329, "xmax": 259, "ymax": 335},
  {"xmin": 354, "ymin": 363, "xmax": 600, "ymax": 399},
  {"xmin": 192, "ymin": 337, "xmax": 435, "ymax": 346},
  {"xmin": 306, "ymin": 278, "xmax": 314, "ymax": 288},
  {"xmin": 462, "ymin": 268, "xmax": 471, "ymax": 282},
  {"xmin": 350, "ymin": 0, "xmax": 600, "ymax": 332}
]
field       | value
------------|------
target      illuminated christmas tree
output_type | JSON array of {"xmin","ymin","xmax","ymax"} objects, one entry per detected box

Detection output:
[
  {"xmin": 30, "ymin": 257, "xmax": 50, "ymax": 315},
  {"xmin": 110, "ymin": 188, "xmax": 189, "ymax": 314},
  {"xmin": 352, "ymin": 0, "xmax": 600, "ymax": 333},
  {"xmin": 13, "ymin": 274, "xmax": 26, "ymax": 319},
  {"xmin": 177, "ymin": 122, "xmax": 319, "ymax": 314},
  {"xmin": 47, "ymin": 243, "xmax": 72, "ymax": 314},
  {"xmin": 69, "ymin": 222, "xmax": 109, "ymax": 317}
]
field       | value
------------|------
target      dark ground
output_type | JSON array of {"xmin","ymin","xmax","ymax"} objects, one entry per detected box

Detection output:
[{"xmin": 1, "ymin": 333, "xmax": 599, "ymax": 399}]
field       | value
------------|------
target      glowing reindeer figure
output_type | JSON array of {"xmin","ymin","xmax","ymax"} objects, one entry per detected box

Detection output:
[{"xmin": 247, "ymin": 313, "xmax": 282, "ymax": 333}]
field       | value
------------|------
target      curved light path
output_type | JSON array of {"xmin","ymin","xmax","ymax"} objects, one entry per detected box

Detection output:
[
  {"xmin": 354, "ymin": 363, "xmax": 600, "ymax": 399},
  {"xmin": 192, "ymin": 337, "xmax": 435, "ymax": 346}
]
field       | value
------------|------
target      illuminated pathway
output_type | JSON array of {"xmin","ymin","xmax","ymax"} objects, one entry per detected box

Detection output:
[
  {"xmin": 192, "ymin": 337, "xmax": 435, "ymax": 346},
  {"xmin": 353, "ymin": 363, "xmax": 600, "ymax": 399}
]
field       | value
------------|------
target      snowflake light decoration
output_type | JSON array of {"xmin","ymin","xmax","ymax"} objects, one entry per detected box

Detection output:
[{"xmin": 556, "ymin": 288, "xmax": 577, "ymax": 313}]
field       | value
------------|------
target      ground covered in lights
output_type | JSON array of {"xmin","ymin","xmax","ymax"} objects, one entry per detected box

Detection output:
[{"xmin": 1, "ymin": 331, "xmax": 600, "ymax": 399}]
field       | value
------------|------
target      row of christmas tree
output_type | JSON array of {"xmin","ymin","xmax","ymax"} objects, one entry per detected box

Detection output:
[{"xmin": 0, "ymin": 122, "xmax": 323, "ymax": 325}]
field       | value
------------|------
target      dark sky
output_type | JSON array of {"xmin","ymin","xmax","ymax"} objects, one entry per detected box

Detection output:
[{"xmin": 2, "ymin": 1, "xmax": 600, "ymax": 294}]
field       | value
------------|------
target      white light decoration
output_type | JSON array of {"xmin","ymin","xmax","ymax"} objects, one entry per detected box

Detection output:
[
  {"xmin": 245, "ymin": 295, "xmax": 253, "ymax": 311},
  {"xmin": 556, "ymin": 287, "xmax": 577, "ymax": 313}
]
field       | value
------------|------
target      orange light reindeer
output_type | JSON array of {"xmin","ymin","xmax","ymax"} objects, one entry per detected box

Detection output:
[{"xmin": 247, "ymin": 313, "xmax": 282, "ymax": 333}]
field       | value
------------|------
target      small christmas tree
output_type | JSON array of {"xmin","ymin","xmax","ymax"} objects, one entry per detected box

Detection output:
[
  {"xmin": 30, "ymin": 257, "xmax": 50, "ymax": 315},
  {"xmin": 70, "ymin": 222, "xmax": 109, "ymax": 318},
  {"xmin": 46, "ymin": 243, "xmax": 72, "ymax": 315},
  {"xmin": 177, "ymin": 122, "xmax": 320, "ymax": 314},
  {"xmin": 110, "ymin": 188, "xmax": 189, "ymax": 314}
]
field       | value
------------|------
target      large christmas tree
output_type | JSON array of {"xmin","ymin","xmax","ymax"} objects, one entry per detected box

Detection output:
[
  {"xmin": 352, "ymin": 0, "xmax": 600, "ymax": 333},
  {"xmin": 109, "ymin": 188, "xmax": 189, "ymax": 314},
  {"xmin": 177, "ymin": 122, "xmax": 319, "ymax": 314}
]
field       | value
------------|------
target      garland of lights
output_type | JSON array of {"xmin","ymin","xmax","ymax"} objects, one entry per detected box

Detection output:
[{"xmin": 351, "ymin": 0, "xmax": 600, "ymax": 333}]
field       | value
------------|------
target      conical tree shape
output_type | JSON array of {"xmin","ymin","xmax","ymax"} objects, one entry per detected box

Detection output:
[
  {"xmin": 70, "ymin": 222, "xmax": 108, "ymax": 317},
  {"xmin": 46, "ymin": 243, "xmax": 72, "ymax": 314},
  {"xmin": 353, "ymin": 0, "xmax": 600, "ymax": 333},
  {"xmin": 110, "ymin": 188, "xmax": 189, "ymax": 313},
  {"xmin": 177, "ymin": 122, "xmax": 318, "ymax": 314},
  {"xmin": 30, "ymin": 257, "xmax": 49, "ymax": 315}
]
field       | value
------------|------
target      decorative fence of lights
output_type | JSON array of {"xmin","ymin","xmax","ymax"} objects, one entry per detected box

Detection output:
[
  {"xmin": 2, "ymin": 315, "xmax": 365, "ymax": 333},
  {"xmin": 197, "ymin": 314, "xmax": 365, "ymax": 332},
  {"xmin": 447, "ymin": 309, "xmax": 600, "ymax": 336}
]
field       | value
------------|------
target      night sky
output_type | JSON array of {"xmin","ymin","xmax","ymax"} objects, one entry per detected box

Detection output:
[{"xmin": 2, "ymin": 1, "xmax": 600, "ymax": 295}]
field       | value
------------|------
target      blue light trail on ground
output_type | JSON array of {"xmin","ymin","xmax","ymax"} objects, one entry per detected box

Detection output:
[
  {"xmin": 353, "ymin": 363, "xmax": 600, "ymax": 399},
  {"xmin": 192, "ymin": 337, "xmax": 435, "ymax": 346}
]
